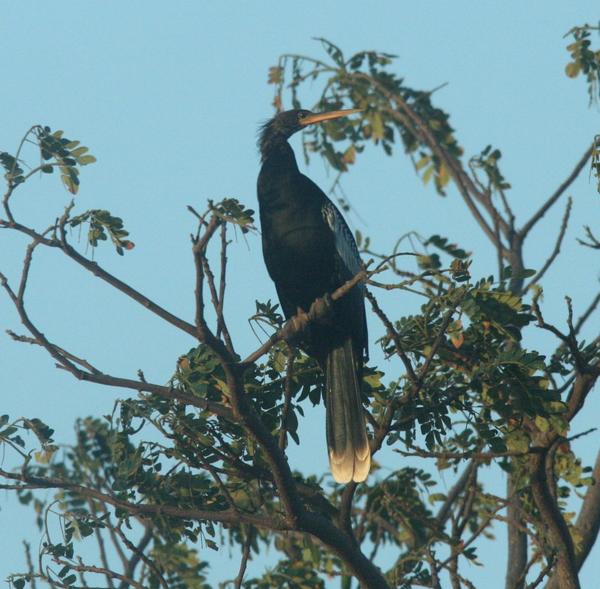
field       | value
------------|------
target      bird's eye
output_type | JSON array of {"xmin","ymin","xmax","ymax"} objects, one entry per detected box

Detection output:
[{"xmin": 297, "ymin": 111, "xmax": 306, "ymax": 121}]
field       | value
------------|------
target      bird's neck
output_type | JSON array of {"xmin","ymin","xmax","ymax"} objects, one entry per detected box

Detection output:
[
  {"xmin": 260, "ymin": 138, "xmax": 299, "ymax": 174},
  {"xmin": 258, "ymin": 137, "xmax": 306, "ymax": 217}
]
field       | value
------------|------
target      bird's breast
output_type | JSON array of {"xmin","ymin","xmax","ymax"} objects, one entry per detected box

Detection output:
[
  {"xmin": 258, "ymin": 166, "xmax": 339, "ymax": 306},
  {"xmin": 264, "ymin": 219, "xmax": 334, "ymax": 276}
]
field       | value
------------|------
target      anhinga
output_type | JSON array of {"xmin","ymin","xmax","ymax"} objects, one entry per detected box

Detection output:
[{"xmin": 257, "ymin": 108, "xmax": 370, "ymax": 483}]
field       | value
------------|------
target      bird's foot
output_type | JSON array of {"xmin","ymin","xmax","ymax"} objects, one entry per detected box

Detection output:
[
  {"xmin": 308, "ymin": 294, "xmax": 333, "ymax": 324},
  {"xmin": 282, "ymin": 308, "xmax": 310, "ymax": 342},
  {"xmin": 281, "ymin": 297, "xmax": 332, "ymax": 343}
]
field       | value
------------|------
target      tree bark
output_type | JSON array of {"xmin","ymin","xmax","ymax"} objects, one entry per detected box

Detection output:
[
  {"xmin": 505, "ymin": 474, "xmax": 528, "ymax": 589},
  {"xmin": 530, "ymin": 451, "xmax": 581, "ymax": 589},
  {"xmin": 545, "ymin": 450, "xmax": 600, "ymax": 589}
]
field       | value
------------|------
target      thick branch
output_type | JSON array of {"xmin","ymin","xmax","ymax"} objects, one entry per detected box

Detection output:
[
  {"xmin": 545, "ymin": 450, "xmax": 600, "ymax": 589},
  {"xmin": 506, "ymin": 474, "xmax": 528, "ymax": 589},
  {"xmin": 573, "ymin": 450, "xmax": 600, "ymax": 569},
  {"xmin": 2, "ymin": 218, "xmax": 198, "ymax": 337},
  {"xmin": 0, "ymin": 268, "xmax": 232, "ymax": 420},
  {"xmin": 0, "ymin": 469, "xmax": 281, "ymax": 530},
  {"xmin": 529, "ymin": 449, "xmax": 580, "ymax": 589}
]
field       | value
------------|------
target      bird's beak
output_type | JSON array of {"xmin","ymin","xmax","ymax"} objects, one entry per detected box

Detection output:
[{"xmin": 299, "ymin": 108, "xmax": 362, "ymax": 127}]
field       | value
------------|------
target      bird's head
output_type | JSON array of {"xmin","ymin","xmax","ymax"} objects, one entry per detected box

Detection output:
[{"xmin": 259, "ymin": 108, "xmax": 361, "ymax": 158}]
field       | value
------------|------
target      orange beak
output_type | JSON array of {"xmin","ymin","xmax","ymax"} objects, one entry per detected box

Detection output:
[{"xmin": 299, "ymin": 108, "xmax": 362, "ymax": 126}]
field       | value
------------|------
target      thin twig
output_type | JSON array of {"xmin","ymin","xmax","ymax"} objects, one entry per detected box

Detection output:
[
  {"xmin": 23, "ymin": 541, "xmax": 37, "ymax": 589},
  {"xmin": 51, "ymin": 558, "xmax": 145, "ymax": 589},
  {"xmin": 398, "ymin": 447, "xmax": 542, "ymax": 460},
  {"xmin": 114, "ymin": 524, "xmax": 165, "ymax": 589},
  {"xmin": 526, "ymin": 557, "xmax": 555, "ymax": 588},
  {"xmin": 525, "ymin": 197, "xmax": 572, "ymax": 290},
  {"xmin": 436, "ymin": 461, "xmax": 477, "ymax": 527},
  {"xmin": 365, "ymin": 290, "xmax": 417, "ymax": 382},
  {"xmin": 574, "ymin": 290, "xmax": 600, "ymax": 335},
  {"xmin": 7, "ymin": 330, "xmax": 102, "ymax": 375},
  {"xmin": 233, "ymin": 527, "xmax": 253, "ymax": 589},
  {"xmin": 201, "ymin": 255, "xmax": 235, "ymax": 354},
  {"xmin": 217, "ymin": 223, "xmax": 229, "ymax": 337},
  {"xmin": 519, "ymin": 143, "xmax": 594, "ymax": 240},
  {"xmin": 87, "ymin": 500, "xmax": 115, "ymax": 589}
]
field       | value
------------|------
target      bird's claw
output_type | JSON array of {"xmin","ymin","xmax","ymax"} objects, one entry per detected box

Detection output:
[
  {"xmin": 291, "ymin": 310, "xmax": 310, "ymax": 332},
  {"xmin": 281, "ymin": 295, "xmax": 333, "ymax": 343},
  {"xmin": 282, "ymin": 309, "xmax": 310, "ymax": 342},
  {"xmin": 308, "ymin": 294, "xmax": 333, "ymax": 324}
]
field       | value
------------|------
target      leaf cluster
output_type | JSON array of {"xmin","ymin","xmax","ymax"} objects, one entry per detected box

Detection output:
[
  {"xmin": 271, "ymin": 39, "xmax": 462, "ymax": 196},
  {"xmin": 69, "ymin": 208, "xmax": 135, "ymax": 255},
  {"xmin": 35, "ymin": 126, "xmax": 96, "ymax": 194},
  {"xmin": 565, "ymin": 23, "xmax": 600, "ymax": 106}
]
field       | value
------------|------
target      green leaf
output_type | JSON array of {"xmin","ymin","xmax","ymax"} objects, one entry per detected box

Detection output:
[
  {"xmin": 205, "ymin": 539, "xmax": 218, "ymax": 551},
  {"xmin": 422, "ymin": 164, "xmax": 435, "ymax": 185},
  {"xmin": 61, "ymin": 173, "xmax": 79, "ymax": 194},
  {"xmin": 512, "ymin": 268, "xmax": 536, "ymax": 279},
  {"xmin": 69, "ymin": 146, "xmax": 88, "ymax": 157},
  {"xmin": 428, "ymin": 492, "xmax": 447, "ymax": 504},
  {"xmin": 371, "ymin": 112, "xmax": 385, "ymax": 140},
  {"xmin": 506, "ymin": 431, "xmax": 529, "ymax": 453},
  {"xmin": 565, "ymin": 62, "xmax": 580, "ymax": 78},
  {"xmin": 415, "ymin": 155, "xmax": 430, "ymax": 170},
  {"xmin": 535, "ymin": 416, "xmax": 549, "ymax": 433},
  {"xmin": 425, "ymin": 234, "xmax": 469, "ymax": 259},
  {"xmin": 78, "ymin": 154, "xmax": 97, "ymax": 165}
]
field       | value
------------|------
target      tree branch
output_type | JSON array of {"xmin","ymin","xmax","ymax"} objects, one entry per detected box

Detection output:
[
  {"xmin": 519, "ymin": 143, "xmax": 594, "ymax": 241},
  {"xmin": 115, "ymin": 524, "xmax": 164, "ymax": 589},
  {"xmin": 240, "ymin": 268, "xmax": 370, "ymax": 367},
  {"xmin": 352, "ymin": 72, "xmax": 508, "ymax": 251},
  {"xmin": 233, "ymin": 526, "xmax": 253, "ymax": 589},
  {"xmin": 0, "ymin": 469, "xmax": 283, "ymax": 530},
  {"xmin": 545, "ymin": 450, "xmax": 600, "ymax": 589},
  {"xmin": 525, "ymin": 197, "xmax": 572, "ymax": 290},
  {"xmin": 0, "ymin": 265, "xmax": 232, "ymax": 420},
  {"xmin": 436, "ymin": 460, "xmax": 477, "ymax": 527}
]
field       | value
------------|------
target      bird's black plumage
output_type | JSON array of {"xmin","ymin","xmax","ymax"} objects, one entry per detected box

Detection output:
[{"xmin": 257, "ymin": 108, "xmax": 370, "ymax": 483}]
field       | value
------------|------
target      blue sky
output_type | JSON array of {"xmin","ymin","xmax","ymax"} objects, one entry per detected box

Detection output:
[{"xmin": 1, "ymin": 2, "xmax": 599, "ymax": 587}]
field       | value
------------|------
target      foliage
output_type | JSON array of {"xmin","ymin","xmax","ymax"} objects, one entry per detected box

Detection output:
[
  {"xmin": 271, "ymin": 38, "xmax": 462, "ymax": 204},
  {"xmin": 69, "ymin": 209, "xmax": 135, "ymax": 255},
  {"xmin": 564, "ymin": 23, "xmax": 600, "ymax": 106},
  {"xmin": 0, "ymin": 125, "xmax": 96, "ymax": 194},
  {"xmin": 1, "ymin": 24, "xmax": 599, "ymax": 589}
]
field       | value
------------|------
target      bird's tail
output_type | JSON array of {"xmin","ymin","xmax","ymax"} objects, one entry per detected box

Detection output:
[{"xmin": 325, "ymin": 338, "xmax": 371, "ymax": 483}]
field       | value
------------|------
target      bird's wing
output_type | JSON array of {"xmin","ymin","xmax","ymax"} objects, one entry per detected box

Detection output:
[
  {"xmin": 321, "ymin": 199, "xmax": 369, "ymax": 362},
  {"xmin": 321, "ymin": 200, "xmax": 363, "ymax": 287},
  {"xmin": 294, "ymin": 174, "xmax": 368, "ymax": 359}
]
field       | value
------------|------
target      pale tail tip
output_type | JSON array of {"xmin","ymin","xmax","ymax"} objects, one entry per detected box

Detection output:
[{"xmin": 330, "ymin": 448, "xmax": 371, "ymax": 483}]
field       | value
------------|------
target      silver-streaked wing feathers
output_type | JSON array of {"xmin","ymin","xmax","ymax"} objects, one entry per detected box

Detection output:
[{"xmin": 321, "ymin": 202, "xmax": 363, "ymax": 286}]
